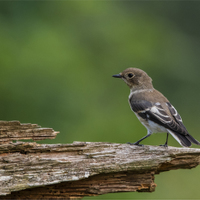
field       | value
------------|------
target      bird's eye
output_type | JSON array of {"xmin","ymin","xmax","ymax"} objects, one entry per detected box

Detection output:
[{"xmin": 128, "ymin": 73, "xmax": 133, "ymax": 78}]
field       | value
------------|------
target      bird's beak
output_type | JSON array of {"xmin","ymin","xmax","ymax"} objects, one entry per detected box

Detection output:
[{"xmin": 112, "ymin": 74, "xmax": 122, "ymax": 78}]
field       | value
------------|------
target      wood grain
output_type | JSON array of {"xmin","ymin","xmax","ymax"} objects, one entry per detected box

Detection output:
[
  {"xmin": 0, "ymin": 121, "xmax": 200, "ymax": 199},
  {"xmin": 0, "ymin": 121, "xmax": 59, "ymax": 143}
]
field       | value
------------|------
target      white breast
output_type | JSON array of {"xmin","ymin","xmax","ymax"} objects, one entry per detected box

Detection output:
[{"xmin": 135, "ymin": 113, "xmax": 167, "ymax": 134}]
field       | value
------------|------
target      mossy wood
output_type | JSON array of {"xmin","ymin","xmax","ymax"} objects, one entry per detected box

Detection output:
[{"xmin": 0, "ymin": 121, "xmax": 200, "ymax": 199}]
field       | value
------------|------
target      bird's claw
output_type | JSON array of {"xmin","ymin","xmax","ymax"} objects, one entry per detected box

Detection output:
[
  {"xmin": 126, "ymin": 142, "xmax": 144, "ymax": 146},
  {"xmin": 159, "ymin": 144, "xmax": 168, "ymax": 148}
]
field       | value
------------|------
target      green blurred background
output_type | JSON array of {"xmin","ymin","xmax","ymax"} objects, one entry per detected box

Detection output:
[{"xmin": 1, "ymin": 1, "xmax": 200, "ymax": 199}]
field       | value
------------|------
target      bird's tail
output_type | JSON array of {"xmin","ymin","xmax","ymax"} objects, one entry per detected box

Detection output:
[
  {"xmin": 186, "ymin": 134, "xmax": 200, "ymax": 145},
  {"xmin": 167, "ymin": 130, "xmax": 200, "ymax": 147}
]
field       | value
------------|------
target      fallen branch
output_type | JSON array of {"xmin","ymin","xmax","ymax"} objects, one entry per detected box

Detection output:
[{"xmin": 0, "ymin": 121, "xmax": 200, "ymax": 199}]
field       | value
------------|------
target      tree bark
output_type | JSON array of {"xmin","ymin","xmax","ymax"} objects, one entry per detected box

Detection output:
[{"xmin": 0, "ymin": 121, "xmax": 200, "ymax": 199}]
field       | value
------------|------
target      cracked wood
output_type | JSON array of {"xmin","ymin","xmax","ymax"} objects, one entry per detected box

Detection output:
[
  {"xmin": 0, "ymin": 121, "xmax": 200, "ymax": 199},
  {"xmin": 0, "ymin": 121, "xmax": 59, "ymax": 143},
  {"xmin": 0, "ymin": 141, "xmax": 200, "ymax": 199}
]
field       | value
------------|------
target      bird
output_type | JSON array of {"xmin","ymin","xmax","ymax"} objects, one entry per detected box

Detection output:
[{"xmin": 112, "ymin": 67, "xmax": 200, "ymax": 147}]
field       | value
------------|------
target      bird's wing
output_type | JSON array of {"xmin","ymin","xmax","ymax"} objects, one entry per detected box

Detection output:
[
  {"xmin": 166, "ymin": 102, "xmax": 188, "ymax": 132},
  {"xmin": 166, "ymin": 102, "xmax": 200, "ymax": 146},
  {"xmin": 130, "ymin": 99, "xmax": 189, "ymax": 135}
]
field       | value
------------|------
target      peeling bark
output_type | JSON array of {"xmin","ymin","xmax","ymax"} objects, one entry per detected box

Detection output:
[{"xmin": 0, "ymin": 121, "xmax": 200, "ymax": 199}]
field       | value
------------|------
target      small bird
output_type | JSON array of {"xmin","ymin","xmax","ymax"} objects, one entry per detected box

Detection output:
[{"xmin": 113, "ymin": 68, "xmax": 200, "ymax": 147}]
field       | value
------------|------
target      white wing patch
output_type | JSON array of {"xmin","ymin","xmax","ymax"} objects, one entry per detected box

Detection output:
[
  {"xmin": 150, "ymin": 104, "xmax": 172, "ymax": 123},
  {"xmin": 166, "ymin": 102, "xmax": 183, "ymax": 122}
]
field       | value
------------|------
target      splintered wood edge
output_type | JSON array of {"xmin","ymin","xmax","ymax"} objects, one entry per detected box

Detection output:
[
  {"xmin": 0, "ymin": 142, "xmax": 200, "ymax": 199},
  {"xmin": 0, "ymin": 121, "xmax": 59, "ymax": 143}
]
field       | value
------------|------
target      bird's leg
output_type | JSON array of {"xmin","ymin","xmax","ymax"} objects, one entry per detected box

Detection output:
[
  {"xmin": 160, "ymin": 133, "xmax": 169, "ymax": 147},
  {"xmin": 127, "ymin": 134, "xmax": 151, "ymax": 146}
]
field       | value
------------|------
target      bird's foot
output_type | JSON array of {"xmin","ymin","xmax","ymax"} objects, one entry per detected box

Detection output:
[
  {"xmin": 159, "ymin": 144, "xmax": 168, "ymax": 148},
  {"xmin": 126, "ymin": 142, "xmax": 144, "ymax": 146}
]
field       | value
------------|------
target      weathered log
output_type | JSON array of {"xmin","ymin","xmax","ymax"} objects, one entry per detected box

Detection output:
[{"xmin": 0, "ymin": 121, "xmax": 200, "ymax": 199}]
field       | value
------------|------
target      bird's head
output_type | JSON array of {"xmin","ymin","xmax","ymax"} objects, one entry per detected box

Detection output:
[{"xmin": 113, "ymin": 68, "xmax": 153, "ymax": 90}]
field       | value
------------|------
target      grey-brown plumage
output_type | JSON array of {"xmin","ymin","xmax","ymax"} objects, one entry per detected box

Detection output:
[{"xmin": 113, "ymin": 68, "xmax": 200, "ymax": 147}]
